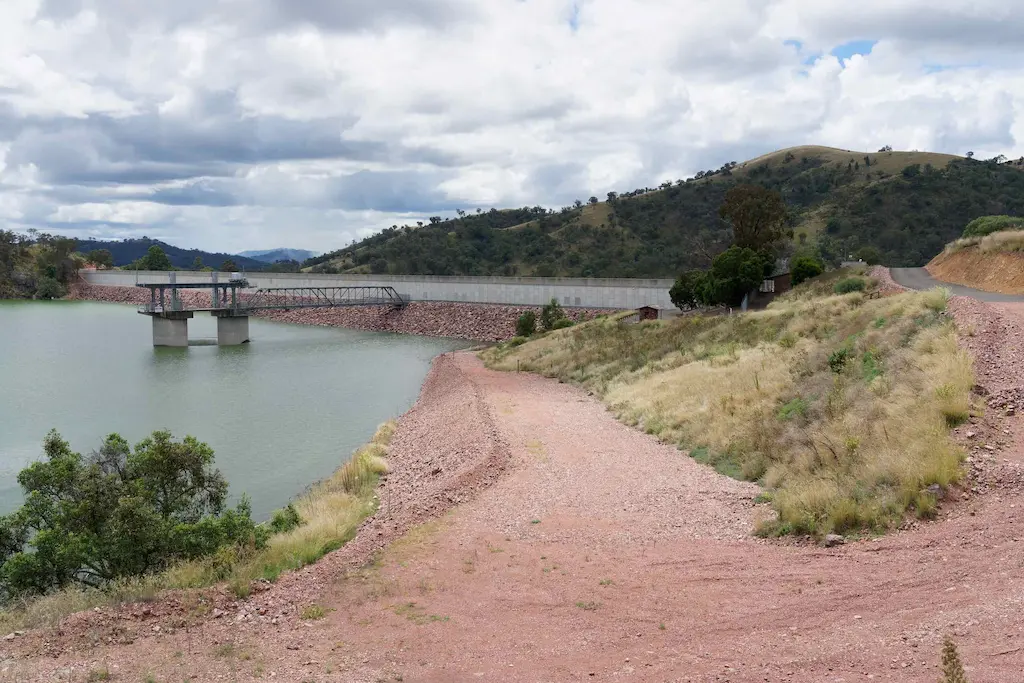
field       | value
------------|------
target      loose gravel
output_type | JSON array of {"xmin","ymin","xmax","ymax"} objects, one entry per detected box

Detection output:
[{"xmin": 8, "ymin": 273, "xmax": 1024, "ymax": 681}]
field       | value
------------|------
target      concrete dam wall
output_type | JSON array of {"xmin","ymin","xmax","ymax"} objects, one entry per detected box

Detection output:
[{"xmin": 81, "ymin": 270, "xmax": 676, "ymax": 310}]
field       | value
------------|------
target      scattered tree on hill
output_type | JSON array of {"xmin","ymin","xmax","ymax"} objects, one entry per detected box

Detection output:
[
  {"xmin": 718, "ymin": 185, "xmax": 790, "ymax": 251},
  {"xmin": 220, "ymin": 259, "xmax": 238, "ymax": 272},
  {"xmin": 192, "ymin": 256, "xmax": 204, "ymax": 270},
  {"xmin": 855, "ymin": 246, "xmax": 884, "ymax": 265},
  {"xmin": 540, "ymin": 298, "xmax": 566, "ymax": 331},
  {"xmin": 790, "ymin": 256, "xmax": 824, "ymax": 286},
  {"xmin": 588, "ymin": 197, "xmax": 599, "ymax": 205},
  {"xmin": 87, "ymin": 249, "xmax": 113, "ymax": 269},
  {"xmin": 139, "ymin": 245, "xmax": 173, "ymax": 271},
  {"xmin": 0, "ymin": 430, "xmax": 262, "ymax": 599},
  {"xmin": 669, "ymin": 270, "xmax": 706, "ymax": 310},
  {"xmin": 268, "ymin": 259, "xmax": 301, "ymax": 273},
  {"xmin": 878, "ymin": 145, "xmax": 893, "ymax": 153},
  {"xmin": 966, "ymin": 151, "xmax": 974, "ymax": 160}
]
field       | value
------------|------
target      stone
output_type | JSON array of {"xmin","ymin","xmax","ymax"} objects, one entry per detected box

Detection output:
[
  {"xmin": 823, "ymin": 534, "xmax": 845, "ymax": 548},
  {"xmin": 212, "ymin": 608, "xmax": 224, "ymax": 618},
  {"xmin": 965, "ymin": 431, "xmax": 977, "ymax": 439},
  {"xmin": 2, "ymin": 634, "xmax": 14, "ymax": 641},
  {"xmin": 926, "ymin": 484, "xmax": 944, "ymax": 499}
]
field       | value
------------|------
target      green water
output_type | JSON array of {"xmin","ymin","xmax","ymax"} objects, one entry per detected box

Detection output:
[{"xmin": 0, "ymin": 300, "xmax": 465, "ymax": 519}]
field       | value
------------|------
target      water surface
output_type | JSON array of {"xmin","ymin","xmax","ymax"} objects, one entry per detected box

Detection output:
[{"xmin": 0, "ymin": 300, "xmax": 465, "ymax": 518}]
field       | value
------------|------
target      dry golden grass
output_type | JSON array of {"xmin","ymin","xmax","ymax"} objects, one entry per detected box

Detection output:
[
  {"xmin": 0, "ymin": 422, "xmax": 396, "ymax": 632},
  {"xmin": 943, "ymin": 230, "xmax": 1024, "ymax": 255},
  {"xmin": 483, "ymin": 275, "xmax": 972, "ymax": 537}
]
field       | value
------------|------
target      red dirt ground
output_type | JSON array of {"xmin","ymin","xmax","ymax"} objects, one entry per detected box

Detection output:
[{"xmin": 5, "ymin": 304, "xmax": 1024, "ymax": 682}]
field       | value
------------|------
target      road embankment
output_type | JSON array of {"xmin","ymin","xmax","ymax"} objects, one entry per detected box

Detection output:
[{"xmin": 67, "ymin": 282, "xmax": 615, "ymax": 341}]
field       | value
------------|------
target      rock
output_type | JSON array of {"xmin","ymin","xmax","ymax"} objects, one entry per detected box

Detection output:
[
  {"xmin": 823, "ymin": 534, "xmax": 845, "ymax": 548},
  {"xmin": 926, "ymin": 484, "xmax": 944, "ymax": 499},
  {"xmin": 2, "ymin": 634, "xmax": 14, "ymax": 641},
  {"xmin": 212, "ymin": 608, "xmax": 224, "ymax": 619},
  {"xmin": 965, "ymin": 430, "xmax": 977, "ymax": 439}
]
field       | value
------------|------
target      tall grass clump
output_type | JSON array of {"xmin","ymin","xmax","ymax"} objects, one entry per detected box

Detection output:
[
  {"xmin": 482, "ymin": 277, "xmax": 973, "ymax": 539},
  {"xmin": 0, "ymin": 422, "xmax": 396, "ymax": 632}
]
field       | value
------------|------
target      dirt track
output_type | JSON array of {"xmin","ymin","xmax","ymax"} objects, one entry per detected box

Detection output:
[{"xmin": 7, "ymin": 287, "xmax": 1024, "ymax": 682}]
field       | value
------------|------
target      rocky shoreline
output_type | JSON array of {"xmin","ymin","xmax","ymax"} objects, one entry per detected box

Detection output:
[{"xmin": 68, "ymin": 283, "xmax": 617, "ymax": 342}]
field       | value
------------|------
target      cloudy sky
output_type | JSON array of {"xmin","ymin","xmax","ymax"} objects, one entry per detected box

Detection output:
[{"xmin": 1, "ymin": 0, "xmax": 1022, "ymax": 254}]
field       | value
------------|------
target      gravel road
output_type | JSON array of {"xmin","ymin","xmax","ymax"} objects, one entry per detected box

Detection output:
[
  {"xmin": 9, "ymin": 272, "xmax": 1024, "ymax": 682},
  {"xmin": 890, "ymin": 267, "xmax": 1024, "ymax": 302}
]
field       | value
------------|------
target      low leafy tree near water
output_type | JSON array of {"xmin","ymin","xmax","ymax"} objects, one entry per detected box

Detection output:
[{"xmin": 0, "ymin": 430, "xmax": 263, "ymax": 600}]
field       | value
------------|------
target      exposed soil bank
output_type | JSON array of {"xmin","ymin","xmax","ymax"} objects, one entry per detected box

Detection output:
[
  {"xmin": 68, "ymin": 283, "xmax": 616, "ymax": 341},
  {"xmin": 927, "ymin": 247, "xmax": 1024, "ymax": 295}
]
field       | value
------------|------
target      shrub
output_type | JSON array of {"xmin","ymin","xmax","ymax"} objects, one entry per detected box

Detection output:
[
  {"xmin": 834, "ymin": 277, "xmax": 866, "ymax": 294},
  {"xmin": 962, "ymin": 215, "xmax": 1024, "ymax": 238},
  {"xmin": 35, "ymin": 277, "xmax": 65, "ymax": 300},
  {"xmin": 0, "ymin": 430, "xmax": 257, "ymax": 600},
  {"xmin": 551, "ymin": 319, "xmax": 574, "ymax": 330},
  {"xmin": 507, "ymin": 336, "xmax": 529, "ymax": 347},
  {"xmin": 790, "ymin": 256, "xmax": 824, "ymax": 287},
  {"xmin": 940, "ymin": 637, "xmax": 970, "ymax": 683},
  {"xmin": 515, "ymin": 311, "xmax": 537, "ymax": 337},
  {"xmin": 268, "ymin": 504, "xmax": 302, "ymax": 535},
  {"xmin": 540, "ymin": 299, "xmax": 566, "ymax": 331},
  {"xmin": 828, "ymin": 348, "xmax": 850, "ymax": 373}
]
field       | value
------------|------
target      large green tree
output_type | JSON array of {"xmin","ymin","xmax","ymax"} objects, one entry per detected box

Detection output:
[
  {"xmin": 718, "ymin": 184, "xmax": 790, "ymax": 251},
  {"xmin": 141, "ymin": 245, "xmax": 173, "ymax": 271},
  {"xmin": 702, "ymin": 246, "xmax": 774, "ymax": 307},
  {"xmin": 0, "ymin": 430, "xmax": 262, "ymax": 599}
]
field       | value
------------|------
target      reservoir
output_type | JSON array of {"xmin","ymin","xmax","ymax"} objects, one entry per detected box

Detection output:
[{"xmin": 0, "ymin": 300, "xmax": 466, "ymax": 519}]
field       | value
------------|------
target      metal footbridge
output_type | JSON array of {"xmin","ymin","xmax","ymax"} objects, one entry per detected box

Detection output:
[{"xmin": 137, "ymin": 277, "xmax": 406, "ymax": 347}]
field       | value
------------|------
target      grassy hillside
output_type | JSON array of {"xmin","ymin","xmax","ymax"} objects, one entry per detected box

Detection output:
[
  {"xmin": 308, "ymin": 147, "xmax": 1024, "ymax": 277},
  {"xmin": 482, "ymin": 270, "xmax": 973, "ymax": 538}
]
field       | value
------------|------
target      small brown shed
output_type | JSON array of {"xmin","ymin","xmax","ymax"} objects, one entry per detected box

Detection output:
[{"xmin": 636, "ymin": 305, "xmax": 660, "ymax": 321}]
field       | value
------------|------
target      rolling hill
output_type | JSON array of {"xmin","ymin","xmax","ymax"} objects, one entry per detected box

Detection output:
[
  {"xmin": 305, "ymin": 147, "xmax": 1024, "ymax": 277},
  {"xmin": 237, "ymin": 248, "xmax": 318, "ymax": 263},
  {"xmin": 77, "ymin": 238, "xmax": 268, "ymax": 271}
]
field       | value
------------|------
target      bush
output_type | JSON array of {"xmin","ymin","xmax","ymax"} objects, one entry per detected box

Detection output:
[
  {"xmin": 540, "ymin": 299, "xmax": 566, "ymax": 331},
  {"xmin": 515, "ymin": 311, "xmax": 537, "ymax": 337},
  {"xmin": 962, "ymin": 215, "xmax": 1024, "ymax": 238},
  {"xmin": 834, "ymin": 277, "xmax": 866, "ymax": 294},
  {"xmin": 790, "ymin": 256, "xmax": 824, "ymax": 287},
  {"xmin": 35, "ymin": 277, "xmax": 65, "ymax": 300},
  {"xmin": 551, "ymin": 319, "xmax": 575, "ymax": 330},
  {"xmin": 268, "ymin": 504, "xmax": 302, "ymax": 535},
  {"xmin": 0, "ymin": 430, "xmax": 256, "ymax": 600},
  {"xmin": 507, "ymin": 336, "xmax": 529, "ymax": 347}
]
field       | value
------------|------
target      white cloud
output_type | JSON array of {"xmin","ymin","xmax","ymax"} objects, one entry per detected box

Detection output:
[{"xmin": 0, "ymin": 0, "xmax": 1021, "ymax": 253}]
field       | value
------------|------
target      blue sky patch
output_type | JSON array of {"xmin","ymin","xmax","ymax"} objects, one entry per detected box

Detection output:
[
  {"xmin": 831, "ymin": 39, "xmax": 878, "ymax": 63},
  {"xmin": 568, "ymin": 2, "xmax": 581, "ymax": 32}
]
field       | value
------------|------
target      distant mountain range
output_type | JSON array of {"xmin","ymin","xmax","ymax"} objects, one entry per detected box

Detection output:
[
  {"xmin": 236, "ymin": 248, "xmax": 319, "ymax": 263},
  {"xmin": 77, "ymin": 238, "xmax": 268, "ymax": 271}
]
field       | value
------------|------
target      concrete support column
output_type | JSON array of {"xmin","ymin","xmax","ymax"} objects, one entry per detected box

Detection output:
[
  {"xmin": 152, "ymin": 315, "xmax": 189, "ymax": 347},
  {"xmin": 216, "ymin": 314, "xmax": 250, "ymax": 346}
]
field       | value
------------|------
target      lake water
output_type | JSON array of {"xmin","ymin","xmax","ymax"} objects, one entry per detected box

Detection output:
[{"xmin": 0, "ymin": 301, "xmax": 465, "ymax": 519}]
